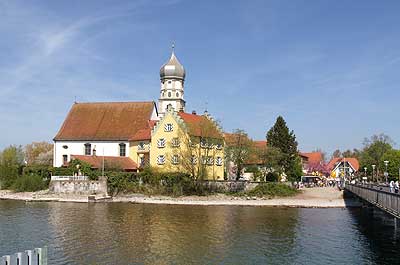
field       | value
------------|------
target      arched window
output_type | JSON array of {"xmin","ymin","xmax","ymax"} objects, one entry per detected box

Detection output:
[{"xmin": 168, "ymin": 92, "xmax": 171, "ymax": 97}]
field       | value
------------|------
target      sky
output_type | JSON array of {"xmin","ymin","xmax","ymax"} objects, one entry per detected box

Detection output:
[{"xmin": 0, "ymin": 0, "xmax": 399, "ymax": 155}]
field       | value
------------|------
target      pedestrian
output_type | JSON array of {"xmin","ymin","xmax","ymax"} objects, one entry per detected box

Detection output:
[
  {"xmin": 390, "ymin": 180, "xmax": 394, "ymax": 193},
  {"xmin": 395, "ymin": 181, "xmax": 399, "ymax": 194}
]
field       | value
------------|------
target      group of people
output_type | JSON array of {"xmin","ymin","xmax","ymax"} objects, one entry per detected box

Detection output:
[{"xmin": 389, "ymin": 180, "xmax": 399, "ymax": 193}]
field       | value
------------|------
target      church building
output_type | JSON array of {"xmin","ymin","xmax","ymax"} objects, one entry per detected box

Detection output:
[{"xmin": 53, "ymin": 48, "xmax": 224, "ymax": 180}]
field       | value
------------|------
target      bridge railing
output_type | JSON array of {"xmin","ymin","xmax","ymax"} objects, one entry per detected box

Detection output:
[
  {"xmin": 0, "ymin": 247, "xmax": 47, "ymax": 265},
  {"xmin": 346, "ymin": 184, "xmax": 400, "ymax": 218}
]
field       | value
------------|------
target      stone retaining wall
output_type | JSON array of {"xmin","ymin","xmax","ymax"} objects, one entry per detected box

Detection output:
[
  {"xmin": 202, "ymin": 180, "xmax": 260, "ymax": 193},
  {"xmin": 49, "ymin": 177, "xmax": 107, "ymax": 195}
]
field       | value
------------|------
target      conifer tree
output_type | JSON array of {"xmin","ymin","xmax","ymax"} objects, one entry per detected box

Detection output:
[{"xmin": 266, "ymin": 116, "xmax": 302, "ymax": 181}]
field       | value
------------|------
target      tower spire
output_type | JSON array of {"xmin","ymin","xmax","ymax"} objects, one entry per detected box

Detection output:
[{"xmin": 171, "ymin": 42, "xmax": 175, "ymax": 54}]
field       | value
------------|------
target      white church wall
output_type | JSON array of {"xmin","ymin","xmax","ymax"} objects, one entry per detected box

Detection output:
[{"xmin": 53, "ymin": 141, "xmax": 129, "ymax": 167}]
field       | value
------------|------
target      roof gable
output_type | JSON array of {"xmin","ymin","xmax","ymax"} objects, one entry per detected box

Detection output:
[{"xmin": 54, "ymin": 101, "xmax": 156, "ymax": 141}]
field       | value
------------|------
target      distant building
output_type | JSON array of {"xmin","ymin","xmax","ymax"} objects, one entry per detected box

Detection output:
[
  {"xmin": 327, "ymin": 157, "xmax": 360, "ymax": 178},
  {"xmin": 53, "ymin": 48, "xmax": 224, "ymax": 179},
  {"xmin": 300, "ymin": 152, "xmax": 324, "ymax": 174}
]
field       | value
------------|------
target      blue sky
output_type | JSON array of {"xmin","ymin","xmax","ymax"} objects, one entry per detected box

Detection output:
[{"xmin": 1, "ymin": 0, "xmax": 399, "ymax": 155}]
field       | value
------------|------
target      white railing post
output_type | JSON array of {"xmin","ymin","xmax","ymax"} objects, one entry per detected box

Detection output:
[{"xmin": 0, "ymin": 256, "xmax": 10, "ymax": 265}]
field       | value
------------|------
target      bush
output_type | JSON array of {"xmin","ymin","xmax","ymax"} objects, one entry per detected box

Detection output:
[
  {"xmin": 12, "ymin": 174, "xmax": 48, "ymax": 192},
  {"xmin": 246, "ymin": 182, "xmax": 299, "ymax": 198}
]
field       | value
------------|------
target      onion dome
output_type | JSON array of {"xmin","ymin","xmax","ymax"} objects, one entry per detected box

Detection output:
[{"xmin": 160, "ymin": 47, "xmax": 185, "ymax": 80}]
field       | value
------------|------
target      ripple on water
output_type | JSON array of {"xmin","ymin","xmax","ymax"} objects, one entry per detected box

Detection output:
[{"xmin": 1, "ymin": 201, "xmax": 400, "ymax": 264}]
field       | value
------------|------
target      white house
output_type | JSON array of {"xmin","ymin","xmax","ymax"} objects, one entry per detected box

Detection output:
[{"xmin": 53, "ymin": 101, "xmax": 158, "ymax": 167}]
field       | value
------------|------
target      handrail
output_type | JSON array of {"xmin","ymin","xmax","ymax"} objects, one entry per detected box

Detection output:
[{"xmin": 346, "ymin": 184, "xmax": 400, "ymax": 218}]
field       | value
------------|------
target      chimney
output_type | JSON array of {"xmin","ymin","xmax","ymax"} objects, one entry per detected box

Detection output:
[{"xmin": 192, "ymin": 110, "xmax": 197, "ymax": 115}]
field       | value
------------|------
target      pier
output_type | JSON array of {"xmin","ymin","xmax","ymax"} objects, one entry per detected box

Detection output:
[{"xmin": 346, "ymin": 184, "xmax": 400, "ymax": 218}]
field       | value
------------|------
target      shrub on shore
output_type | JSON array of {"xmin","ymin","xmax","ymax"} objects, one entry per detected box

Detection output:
[{"xmin": 12, "ymin": 174, "xmax": 48, "ymax": 192}]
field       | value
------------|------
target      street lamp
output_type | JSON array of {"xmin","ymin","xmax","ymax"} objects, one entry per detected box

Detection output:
[
  {"xmin": 384, "ymin": 160, "xmax": 389, "ymax": 183},
  {"xmin": 364, "ymin": 167, "xmax": 367, "ymax": 183},
  {"xmin": 372, "ymin": 164, "xmax": 376, "ymax": 183}
]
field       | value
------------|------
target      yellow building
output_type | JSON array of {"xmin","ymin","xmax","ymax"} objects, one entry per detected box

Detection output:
[
  {"xmin": 149, "ymin": 107, "xmax": 224, "ymax": 180},
  {"xmin": 54, "ymin": 47, "xmax": 225, "ymax": 178}
]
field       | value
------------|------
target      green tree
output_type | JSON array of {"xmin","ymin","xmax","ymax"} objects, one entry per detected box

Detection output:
[
  {"xmin": 225, "ymin": 129, "xmax": 254, "ymax": 180},
  {"xmin": 360, "ymin": 133, "xmax": 393, "ymax": 178},
  {"xmin": 0, "ymin": 145, "xmax": 25, "ymax": 188},
  {"xmin": 266, "ymin": 116, "xmax": 301, "ymax": 181},
  {"xmin": 381, "ymin": 149, "xmax": 400, "ymax": 181}
]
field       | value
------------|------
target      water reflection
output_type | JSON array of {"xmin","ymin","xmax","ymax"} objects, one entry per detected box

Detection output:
[{"xmin": 1, "ymin": 201, "xmax": 399, "ymax": 264}]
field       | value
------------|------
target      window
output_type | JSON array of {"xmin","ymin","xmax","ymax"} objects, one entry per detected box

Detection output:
[
  {"xmin": 200, "ymin": 139, "xmax": 208, "ymax": 148},
  {"xmin": 201, "ymin": 156, "xmax": 207, "ymax": 165},
  {"xmin": 171, "ymin": 137, "xmax": 180, "ymax": 147},
  {"xmin": 138, "ymin": 142, "xmax": 145, "ymax": 151},
  {"xmin": 216, "ymin": 143, "xmax": 223, "ymax": 150},
  {"xmin": 168, "ymin": 92, "xmax": 171, "ymax": 97},
  {"xmin": 84, "ymin": 143, "xmax": 91, "ymax": 155},
  {"xmin": 164, "ymin": 123, "xmax": 173, "ymax": 132},
  {"xmin": 157, "ymin": 138, "xmax": 166, "ymax": 148},
  {"xmin": 172, "ymin": 155, "xmax": 180, "ymax": 165},
  {"xmin": 191, "ymin": 155, "xmax": 197, "ymax": 165},
  {"xmin": 63, "ymin": 155, "xmax": 68, "ymax": 164},
  {"xmin": 157, "ymin": 155, "xmax": 165, "ymax": 165},
  {"xmin": 176, "ymin": 92, "xmax": 179, "ymax": 97},
  {"xmin": 168, "ymin": 80, "xmax": 172, "ymax": 84},
  {"xmin": 216, "ymin": 157, "xmax": 223, "ymax": 166},
  {"xmin": 207, "ymin": 156, "xmax": 214, "ymax": 165},
  {"xmin": 62, "ymin": 145, "xmax": 68, "ymax": 149},
  {"xmin": 119, "ymin": 143, "xmax": 126, "ymax": 157}
]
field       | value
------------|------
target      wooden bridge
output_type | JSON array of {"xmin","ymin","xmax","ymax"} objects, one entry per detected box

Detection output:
[{"xmin": 346, "ymin": 184, "xmax": 400, "ymax": 218}]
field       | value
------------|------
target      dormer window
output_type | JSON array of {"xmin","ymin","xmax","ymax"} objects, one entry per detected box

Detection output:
[
  {"xmin": 157, "ymin": 138, "xmax": 166, "ymax": 148},
  {"xmin": 84, "ymin": 143, "xmax": 91, "ymax": 155},
  {"xmin": 119, "ymin": 143, "xmax": 126, "ymax": 157},
  {"xmin": 164, "ymin": 123, "xmax": 173, "ymax": 132}
]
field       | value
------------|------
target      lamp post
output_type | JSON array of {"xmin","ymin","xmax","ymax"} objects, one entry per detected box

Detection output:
[
  {"xmin": 372, "ymin": 164, "xmax": 376, "ymax": 183},
  {"xmin": 364, "ymin": 167, "xmax": 367, "ymax": 183},
  {"xmin": 384, "ymin": 160, "xmax": 389, "ymax": 184}
]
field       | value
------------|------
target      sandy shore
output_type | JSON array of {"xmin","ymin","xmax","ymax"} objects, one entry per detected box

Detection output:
[{"xmin": 0, "ymin": 187, "xmax": 360, "ymax": 207}]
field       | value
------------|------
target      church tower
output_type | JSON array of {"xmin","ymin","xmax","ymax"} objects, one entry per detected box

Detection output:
[{"xmin": 158, "ymin": 45, "xmax": 186, "ymax": 115}]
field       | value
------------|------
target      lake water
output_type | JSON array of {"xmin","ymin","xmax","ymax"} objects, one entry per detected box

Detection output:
[{"xmin": 1, "ymin": 200, "xmax": 399, "ymax": 264}]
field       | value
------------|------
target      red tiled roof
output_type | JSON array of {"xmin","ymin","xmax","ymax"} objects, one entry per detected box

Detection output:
[
  {"xmin": 54, "ymin": 102, "xmax": 156, "ymax": 141},
  {"xmin": 71, "ymin": 155, "xmax": 138, "ymax": 171},
  {"xmin": 253, "ymin": 140, "xmax": 267, "ymax": 149},
  {"xmin": 178, "ymin": 112, "xmax": 222, "ymax": 139},
  {"xmin": 300, "ymin": 152, "xmax": 323, "ymax": 164},
  {"xmin": 130, "ymin": 120, "xmax": 157, "ymax": 141},
  {"xmin": 327, "ymin": 157, "xmax": 360, "ymax": 171}
]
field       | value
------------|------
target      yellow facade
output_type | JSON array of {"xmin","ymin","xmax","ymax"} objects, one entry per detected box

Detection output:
[
  {"xmin": 129, "ymin": 140, "xmax": 151, "ymax": 168},
  {"xmin": 148, "ymin": 111, "xmax": 224, "ymax": 180}
]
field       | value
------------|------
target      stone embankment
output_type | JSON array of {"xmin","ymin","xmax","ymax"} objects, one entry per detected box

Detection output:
[{"xmin": 0, "ymin": 187, "xmax": 361, "ymax": 207}]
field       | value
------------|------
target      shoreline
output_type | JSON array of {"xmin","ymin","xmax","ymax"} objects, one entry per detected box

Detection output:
[{"xmin": 0, "ymin": 188, "xmax": 361, "ymax": 208}]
